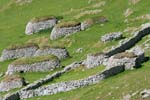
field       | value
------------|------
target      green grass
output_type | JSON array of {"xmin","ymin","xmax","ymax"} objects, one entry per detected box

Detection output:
[
  {"xmin": 50, "ymin": 65, "xmax": 105, "ymax": 84},
  {"xmin": 28, "ymin": 62, "xmax": 150, "ymax": 100},
  {"xmin": 11, "ymin": 55, "xmax": 58, "ymax": 65},
  {"xmin": 0, "ymin": 0, "xmax": 150, "ymax": 99}
]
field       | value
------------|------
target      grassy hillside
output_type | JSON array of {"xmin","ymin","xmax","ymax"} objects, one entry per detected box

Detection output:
[{"xmin": 0, "ymin": 0, "xmax": 150, "ymax": 100}]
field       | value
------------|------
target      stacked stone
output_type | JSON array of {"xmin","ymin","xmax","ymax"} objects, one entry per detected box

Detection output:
[
  {"xmin": 0, "ymin": 75, "xmax": 25, "ymax": 92},
  {"xmin": 25, "ymin": 16, "xmax": 57, "ymax": 35}
]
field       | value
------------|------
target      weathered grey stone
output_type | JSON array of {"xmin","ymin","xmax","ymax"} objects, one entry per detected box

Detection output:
[
  {"xmin": 34, "ymin": 48, "xmax": 69, "ymax": 60},
  {"xmin": 106, "ymin": 48, "xmax": 145, "ymax": 70},
  {"xmin": 18, "ymin": 65, "xmax": 124, "ymax": 99},
  {"xmin": 85, "ymin": 53, "xmax": 108, "ymax": 68},
  {"xmin": 106, "ymin": 23, "xmax": 150, "ymax": 56},
  {"xmin": 6, "ymin": 59, "xmax": 60, "ymax": 75},
  {"xmin": 140, "ymin": 89, "xmax": 150, "ymax": 99},
  {"xmin": 25, "ymin": 18, "xmax": 57, "ymax": 35},
  {"xmin": 101, "ymin": 32, "xmax": 123, "ymax": 42},
  {"xmin": 0, "ymin": 46, "xmax": 38, "ymax": 61},
  {"xmin": 0, "ymin": 75, "xmax": 25, "ymax": 92},
  {"xmin": 50, "ymin": 24, "xmax": 81, "ymax": 40}
]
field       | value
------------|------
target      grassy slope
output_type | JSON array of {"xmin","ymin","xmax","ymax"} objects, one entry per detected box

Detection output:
[{"xmin": 0, "ymin": 0, "xmax": 150, "ymax": 99}]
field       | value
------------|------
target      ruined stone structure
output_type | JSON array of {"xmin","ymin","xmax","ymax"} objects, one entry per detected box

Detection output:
[
  {"xmin": 25, "ymin": 16, "xmax": 57, "ymax": 35},
  {"xmin": 50, "ymin": 22, "xmax": 81, "ymax": 40}
]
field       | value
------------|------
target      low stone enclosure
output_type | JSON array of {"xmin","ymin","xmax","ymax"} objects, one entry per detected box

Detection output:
[
  {"xmin": 85, "ymin": 23, "xmax": 150, "ymax": 69},
  {"xmin": 0, "ymin": 75, "xmax": 26, "ymax": 92},
  {"xmin": 25, "ymin": 16, "xmax": 58, "ymax": 35},
  {"xmin": 0, "ymin": 43, "xmax": 38, "ymax": 61},
  {"xmin": 6, "ymin": 55, "xmax": 60, "ymax": 75},
  {"xmin": 106, "ymin": 23, "xmax": 150, "ymax": 56},
  {"xmin": 2, "ymin": 23, "xmax": 150, "ymax": 100},
  {"xmin": 101, "ymin": 32, "xmax": 123, "ymax": 42},
  {"xmin": 50, "ymin": 16, "xmax": 108, "ymax": 40},
  {"xmin": 50, "ymin": 21, "xmax": 81, "ymax": 40},
  {"xmin": 0, "ymin": 43, "xmax": 69, "ymax": 61}
]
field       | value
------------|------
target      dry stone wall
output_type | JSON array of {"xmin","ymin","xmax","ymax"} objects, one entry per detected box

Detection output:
[
  {"xmin": 34, "ymin": 48, "xmax": 69, "ymax": 60},
  {"xmin": 106, "ymin": 23, "xmax": 150, "ymax": 56},
  {"xmin": 0, "ymin": 75, "xmax": 25, "ymax": 92},
  {"xmin": 50, "ymin": 24, "xmax": 81, "ymax": 40},
  {"xmin": 6, "ymin": 60, "xmax": 60, "ymax": 75},
  {"xmin": 19, "ymin": 65, "xmax": 124, "ymax": 99},
  {"xmin": 25, "ymin": 18, "xmax": 57, "ymax": 35},
  {"xmin": 0, "ymin": 46, "xmax": 38, "ymax": 61}
]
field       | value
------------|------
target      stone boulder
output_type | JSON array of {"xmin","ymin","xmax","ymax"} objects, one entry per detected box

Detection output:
[
  {"xmin": 0, "ymin": 75, "xmax": 25, "ymax": 92},
  {"xmin": 85, "ymin": 53, "xmax": 108, "ymax": 68},
  {"xmin": 101, "ymin": 32, "xmax": 123, "ymax": 42},
  {"xmin": 50, "ymin": 21, "xmax": 81, "ymax": 40},
  {"xmin": 6, "ymin": 55, "xmax": 60, "ymax": 75},
  {"xmin": 34, "ymin": 47, "xmax": 69, "ymax": 60},
  {"xmin": 25, "ymin": 16, "xmax": 57, "ymax": 35},
  {"xmin": 0, "ymin": 43, "xmax": 38, "ymax": 61}
]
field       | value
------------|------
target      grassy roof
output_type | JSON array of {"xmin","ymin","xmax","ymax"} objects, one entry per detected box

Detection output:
[
  {"xmin": 113, "ymin": 52, "xmax": 137, "ymax": 59},
  {"xmin": 30, "ymin": 15, "xmax": 56, "ymax": 23},
  {"xmin": 2, "ymin": 74, "xmax": 23, "ymax": 82},
  {"xmin": 56, "ymin": 21, "xmax": 81, "ymax": 28},
  {"xmin": 39, "ymin": 44, "xmax": 65, "ymax": 50},
  {"xmin": 11, "ymin": 55, "xmax": 58, "ymax": 65},
  {"xmin": 6, "ymin": 43, "xmax": 39, "ymax": 50}
]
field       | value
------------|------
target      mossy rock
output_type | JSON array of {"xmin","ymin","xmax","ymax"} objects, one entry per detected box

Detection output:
[
  {"xmin": 113, "ymin": 52, "xmax": 137, "ymax": 59},
  {"xmin": 11, "ymin": 55, "xmax": 58, "ymax": 65},
  {"xmin": 30, "ymin": 15, "xmax": 56, "ymax": 23},
  {"xmin": 56, "ymin": 21, "xmax": 81, "ymax": 28},
  {"xmin": 6, "ymin": 43, "xmax": 39, "ymax": 50}
]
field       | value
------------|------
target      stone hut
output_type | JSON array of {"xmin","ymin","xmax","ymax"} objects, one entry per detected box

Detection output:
[
  {"xmin": 25, "ymin": 16, "xmax": 57, "ymax": 35},
  {"xmin": 50, "ymin": 21, "xmax": 81, "ymax": 40},
  {"xmin": 85, "ymin": 52, "xmax": 108, "ymax": 69},
  {"xmin": 106, "ymin": 47, "xmax": 145, "ymax": 70},
  {"xmin": 0, "ymin": 43, "xmax": 39, "ymax": 61},
  {"xmin": 34, "ymin": 46, "xmax": 69, "ymax": 60},
  {"xmin": 0, "ymin": 75, "xmax": 25, "ymax": 92},
  {"xmin": 6, "ymin": 55, "xmax": 60, "ymax": 75}
]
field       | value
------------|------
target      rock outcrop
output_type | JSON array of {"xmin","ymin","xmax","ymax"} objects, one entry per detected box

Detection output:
[
  {"xmin": 34, "ymin": 47, "xmax": 69, "ymax": 60},
  {"xmin": 25, "ymin": 16, "xmax": 57, "ymax": 35},
  {"xmin": 0, "ymin": 75, "xmax": 25, "ymax": 92},
  {"xmin": 101, "ymin": 32, "xmax": 123, "ymax": 42},
  {"xmin": 50, "ymin": 21, "xmax": 81, "ymax": 40},
  {"xmin": 0, "ymin": 43, "xmax": 38, "ymax": 61},
  {"xmin": 6, "ymin": 55, "xmax": 60, "ymax": 75}
]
